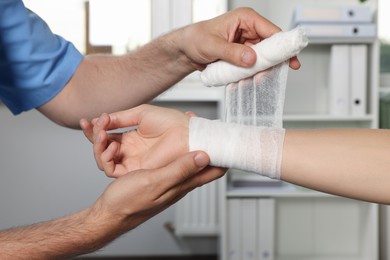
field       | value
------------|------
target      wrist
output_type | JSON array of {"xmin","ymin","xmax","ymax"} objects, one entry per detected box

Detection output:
[
  {"xmin": 0, "ymin": 206, "xmax": 125, "ymax": 259},
  {"xmin": 89, "ymin": 192, "xmax": 149, "ymax": 239},
  {"xmin": 161, "ymin": 27, "xmax": 199, "ymax": 74},
  {"xmin": 88, "ymin": 200, "xmax": 128, "ymax": 236}
]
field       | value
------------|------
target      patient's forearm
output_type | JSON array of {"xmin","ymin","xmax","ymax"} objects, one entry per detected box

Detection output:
[
  {"xmin": 189, "ymin": 118, "xmax": 390, "ymax": 204},
  {"xmin": 282, "ymin": 128, "xmax": 390, "ymax": 204},
  {"xmin": 0, "ymin": 207, "xmax": 122, "ymax": 259}
]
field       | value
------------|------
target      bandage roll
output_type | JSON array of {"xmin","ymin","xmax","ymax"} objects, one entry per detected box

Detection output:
[
  {"xmin": 189, "ymin": 117, "xmax": 286, "ymax": 179},
  {"xmin": 200, "ymin": 26, "xmax": 308, "ymax": 87}
]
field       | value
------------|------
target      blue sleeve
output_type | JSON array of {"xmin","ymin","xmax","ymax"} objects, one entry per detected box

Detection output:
[{"xmin": 0, "ymin": 0, "xmax": 84, "ymax": 115}]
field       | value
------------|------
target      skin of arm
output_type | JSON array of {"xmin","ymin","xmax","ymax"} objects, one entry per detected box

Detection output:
[
  {"xmin": 38, "ymin": 7, "xmax": 300, "ymax": 129},
  {"xmin": 0, "ymin": 151, "xmax": 225, "ymax": 259},
  {"xmin": 282, "ymin": 129, "xmax": 390, "ymax": 204},
  {"xmin": 88, "ymin": 104, "xmax": 390, "ymax": 205}
]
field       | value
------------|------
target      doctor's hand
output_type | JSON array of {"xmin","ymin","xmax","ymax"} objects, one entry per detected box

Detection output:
[
  {"xmin": 178, "ymin": 7, "xmax": 301, "ymax": 71},
  {"xmin": 82, "ymin": 105, "xmax": 197, "ymax": 178},
  {"xmin": 92, "ymin": 151, "xmax": 225, "ymax": 234}
]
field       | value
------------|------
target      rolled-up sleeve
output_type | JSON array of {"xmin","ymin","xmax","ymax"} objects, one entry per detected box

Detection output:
[{"xmin": 0, "ymin": 0, "xmax": 83, "ymax": 114}]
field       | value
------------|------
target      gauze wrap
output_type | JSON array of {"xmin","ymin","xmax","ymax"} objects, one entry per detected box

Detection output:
[
  {"xmin": 189, "ymin": 117, "xmax": 286, "ymax": 179},
  {"xmin": 200, "ymin": 26, "xmax": 308, "ymax": 87},
  {"xmin": 190, "ymin": 27, "xmax": 308, "ymax": 179},
  {"xmin": 225, "ymin": 62, "xmax": 289, "ymax": 128}
]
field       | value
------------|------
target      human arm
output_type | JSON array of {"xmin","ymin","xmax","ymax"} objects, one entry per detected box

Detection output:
[
  {"xmin": 37, "ymin": 7, "xmax": 301, "ymax": 128},
  {"xmin": 190, "ymin": 118, "xmax": 390, "ymax": 204},
  {"xmin": 282, "ymin": 128, "xmax": 390, "ymax": 204},
  {"xmin": 88, "ymin": 104, "xmax": 390, "ymax": 204},
  {"xmin": 0, "ymin": 151, "xmax": 224, "ymax": 259}
]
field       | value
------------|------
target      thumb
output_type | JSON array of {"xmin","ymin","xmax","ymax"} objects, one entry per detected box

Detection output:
[
  {"xmin": 158, "ymin": 151, "xmax": 210, "ymax": 187},
  {"xmin": 219, "ymin": 41, "xmax": 257, "ymax": 67},
  {"xmin": 150, "ymin": 151, "xmax": 211, "ymax": 204}
]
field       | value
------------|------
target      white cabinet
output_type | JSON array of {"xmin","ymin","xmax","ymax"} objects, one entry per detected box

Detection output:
[
  {"xmin": 220, "ymin": 0, "xmax": 380, "ymax": 260},
  {"xmin": 221, "ymin": 187, "xmax": 378, "ymax": 260}
]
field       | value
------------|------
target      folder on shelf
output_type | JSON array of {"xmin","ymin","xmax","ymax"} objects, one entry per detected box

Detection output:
[
  {"xmin": 350, "ymin": 45, "xmax": 367, "ymax": 116},
  {"xmin": 241, "ymin": 199, "xmax": 257, "ymax": 260},
  {"xmin": 293, "ymin": 5, "xmax": 374, "ymax": 24},
  {"xmin": 227, "ymin": 199, "xmax": 241, "ymax": 260},
  {"xmin": 299, "ymin": 23, "xmax": 376, "ymax": 39},
  {"xmin": 258, "ymin": 199, "xmax": 275, "ymax": 260},
  {"xmin": 329, "ymin": 45, "xmax": 350, "ymax": 116}
]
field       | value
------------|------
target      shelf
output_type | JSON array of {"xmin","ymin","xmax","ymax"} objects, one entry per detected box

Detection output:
[
  {"xmin": 308, "ymin": 37, "xmax": 377, "ymax": 44},
  {"xmin": 227, "ymin": 184, "xmax": 336, "ymax": 198},
  {"xmin": 283, "ymin": 114, "xmax": 374, "ymax": 122}
]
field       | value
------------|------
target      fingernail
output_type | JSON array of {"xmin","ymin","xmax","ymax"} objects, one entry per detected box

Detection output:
[
  {"xmin": 97, "ymin": 115, "xmax": 104, "ymax": 126},
  {"xmin": 194, "ymin": 153, "xmax": 208, "ymax": 168},
  {"xmin": 242, "ymin": 50, "xmax": 253, "ymax": 66}
]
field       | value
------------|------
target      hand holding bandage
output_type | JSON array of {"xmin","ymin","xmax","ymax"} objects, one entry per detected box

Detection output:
[{"xmin": 200, "ymin": 26, "xmax": 308, "ymax": 87}]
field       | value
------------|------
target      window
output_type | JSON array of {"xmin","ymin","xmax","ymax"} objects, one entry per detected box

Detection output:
[
  {"xmin": 193, "ymin": 0, "xmax": 227, "ymax": 23},
  {"xmin": 89, "ymin": 0, "xmax": 226, "ymax": 54},
  {"xmin": 24, "ymin": 0, "xmax": 226, "ymax": 54},
  {"xmin": 23, "ymin": 0, "xmax": 86, "ymax": 53},
  {"xmin": 89, "ymin": 0, "xmax": 152, "ymax": 53}
]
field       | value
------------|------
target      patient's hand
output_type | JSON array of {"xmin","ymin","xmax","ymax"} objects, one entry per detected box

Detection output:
[{"xmin": 87, "ymin": 105, "xmax": 191, "ymax": 178}]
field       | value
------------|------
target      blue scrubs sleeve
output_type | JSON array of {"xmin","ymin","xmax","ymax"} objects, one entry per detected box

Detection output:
[{"xmin": 0, "ymin": 0, "xmax": 84, "ymax": 114}]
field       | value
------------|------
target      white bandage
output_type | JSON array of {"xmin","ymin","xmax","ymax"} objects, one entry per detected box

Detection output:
[
  {"xmin": 225, "ymin": 61, "xmax": 289, "ymax": 128},
  {"xmin": 189, "ymin": 117, "xmax": 286, "ymax": 179},
  {"xmin": 200, "ymin": 26, "xmax": 308, "ymax": 87}
]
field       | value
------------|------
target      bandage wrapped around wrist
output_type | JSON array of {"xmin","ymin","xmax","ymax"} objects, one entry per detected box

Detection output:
[{"xmin": 189, "ymin": 117, "xmax": 285, "ymax": 179}]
